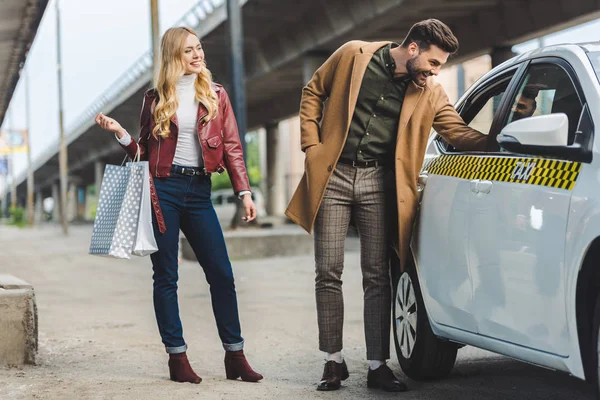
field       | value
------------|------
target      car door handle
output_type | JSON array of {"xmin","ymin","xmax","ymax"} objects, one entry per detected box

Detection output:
[
  {"xmin": 470, "ymin": 179, "xmax": 480, "ymax": 193},
  {"xmin": 477, "ymin": 180, "xmax": 493, "ymax": 194}
]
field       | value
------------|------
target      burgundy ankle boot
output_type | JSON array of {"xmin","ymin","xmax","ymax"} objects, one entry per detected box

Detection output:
[
  {"xmin": 168, "ymin": 352, "xmax": 202, "ymax": 384},
  {"xmin": 224, "ymin": 350, "xmax": 263, "ymax": 382}
]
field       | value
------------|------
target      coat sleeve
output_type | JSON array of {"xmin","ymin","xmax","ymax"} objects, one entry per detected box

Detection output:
[
  {"xmin": 220, "ymin": 89, "xmax": 251, "ymax": 195},
  {"xmin": 121, "ymin": 92, "xmax": 152, "ymax": 160},
  {"xmin": 299, "ymin": 41, "xmax": 357, "ymax": 152},
  {"xmin": 432, "ymin": 86, "xmax": 488, "ymax": 152}
]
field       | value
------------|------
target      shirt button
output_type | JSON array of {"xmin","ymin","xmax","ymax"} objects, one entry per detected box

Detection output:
[
  {"xmin": 366, "ymin": 132, "xmax": 369, "ymax": 136},
  {"xmin": 373, "ymin": 114, "xmax": 376, "ymax": 118},
  {"xmin": 327, "ymin": 165, "xmax": 333, "ymax": 172},
  {"xmin": 380, "ymin": 96, "xmax": 384, "ymax": 100},
  {"xmin": 359, "ymin": 150, "xmax": 362, "ymax": 153}
]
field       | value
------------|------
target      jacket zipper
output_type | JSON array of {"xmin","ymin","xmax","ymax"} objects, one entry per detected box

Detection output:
[
  {"xmin": 156, "ymin": 136, "xmax": 161, "ymax": 177},
  {"xmin": 216, "ymin": 129, "xmax": 225, "ymax": 174},
  {"xmin": 199, "ymin": 113, "xmax": 208, "ymax": 173}
]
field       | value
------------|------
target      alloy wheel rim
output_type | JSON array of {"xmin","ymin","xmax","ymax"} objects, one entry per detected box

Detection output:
[{"xmin": 395, "ymin": 273, "xmax": 418, "ymax": 359}]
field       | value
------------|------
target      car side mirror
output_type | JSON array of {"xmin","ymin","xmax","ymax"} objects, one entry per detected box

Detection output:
[{"xmin": 496, "ymin": 113, "xmax": 582, "ymax": 158}]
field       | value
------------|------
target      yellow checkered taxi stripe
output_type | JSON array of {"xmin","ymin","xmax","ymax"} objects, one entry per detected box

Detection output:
[{"xmin": 422, "ymin": 155, "xmax": 581, "ymax": 190}]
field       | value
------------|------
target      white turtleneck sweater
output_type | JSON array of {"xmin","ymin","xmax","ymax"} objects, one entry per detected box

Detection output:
[
  {"xmin": 172, "ymin": 73, "xmax": 203, "ymax": 167},
  {"xmin": 117, "ymin": 73, "xmax": 202, "ymax": 167}
]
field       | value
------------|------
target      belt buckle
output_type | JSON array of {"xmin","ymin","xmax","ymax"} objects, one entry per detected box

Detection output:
[{"xmin": 181, "ymin": 167, "xmax": 194, "ymax": 176}]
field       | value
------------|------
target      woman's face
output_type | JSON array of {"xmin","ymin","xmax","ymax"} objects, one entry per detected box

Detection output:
[{"xmin": 182, "ymin": 33, "xmax": 204, "ymax": 75}]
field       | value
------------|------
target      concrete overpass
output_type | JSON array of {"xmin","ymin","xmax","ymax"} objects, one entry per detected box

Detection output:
[
  {"xmin": 0, "ymin": 0, "xmax": 49, "ymax": 126},
  {"xmin": 12, "ymin": 0, "xmax": 600, "ymax": 218}
]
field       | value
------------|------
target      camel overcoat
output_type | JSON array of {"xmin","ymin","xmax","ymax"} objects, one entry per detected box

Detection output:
[{"xmin": 285, "ymin": 40, "xmax": 487, "ymax": 270}]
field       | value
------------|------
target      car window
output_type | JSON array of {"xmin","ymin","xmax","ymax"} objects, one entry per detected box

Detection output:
[
  {"xmin": 503, "ymin": 63, "xmax": 583, "ymax": 146},
  {"xmin": 463, "ymin": 84, "xmax": 507, "ymax": 135},
  {"xmin": 439, "ymin": 72, "xmax": 514, "ymax": 153}
]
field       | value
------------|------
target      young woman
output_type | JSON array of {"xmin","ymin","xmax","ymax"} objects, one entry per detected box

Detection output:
[{"xmin": 95, "ymin": 26, "xmax": 262, "ymax": 384}]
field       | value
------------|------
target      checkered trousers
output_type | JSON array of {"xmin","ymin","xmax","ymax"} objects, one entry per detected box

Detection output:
[{"xmin": 313, "ymin": 162, "xmax": 394, "ymax": 360}]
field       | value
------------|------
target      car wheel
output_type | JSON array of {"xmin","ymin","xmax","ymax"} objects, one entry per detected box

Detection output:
[{"xmin": 393, "ymin": 255, "xmax": 458, "ymax": 380}]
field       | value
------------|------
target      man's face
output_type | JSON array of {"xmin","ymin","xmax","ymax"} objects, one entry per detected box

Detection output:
[
  {"xmin": 512, "ymin": 96, "xmax": 536, "ymax": 121},
  {"xmin": 405, "ymin": 44, "xmax": 449, "ymax": 86}
]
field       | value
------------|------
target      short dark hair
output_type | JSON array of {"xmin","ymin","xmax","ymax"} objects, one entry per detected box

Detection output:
[
  {"xmin": 401, "ymin": 19, "xmax": 459, "ymax": 54},
  {"xmin": 521, "ymin": 84, "xmax": 542, "ymax": 100}
]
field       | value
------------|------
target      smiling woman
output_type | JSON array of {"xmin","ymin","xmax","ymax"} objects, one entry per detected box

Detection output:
[{"xmin": 93, "ymin": 26, "xmax": 262, "ymax": 385}]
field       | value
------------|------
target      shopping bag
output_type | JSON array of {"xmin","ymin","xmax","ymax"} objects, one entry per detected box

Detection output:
[
  {"xmin": 131, "ymin": 160, "xmax": 158, "ymax": 257},
  {"xmin": 89, "ymin": 155, "xmax": 158, "ymax": 259}
]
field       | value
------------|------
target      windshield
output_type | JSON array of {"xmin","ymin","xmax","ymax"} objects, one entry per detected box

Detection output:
[{"xmin": 588, "ymin": 51, "xmax": 600, "ymax": 82}]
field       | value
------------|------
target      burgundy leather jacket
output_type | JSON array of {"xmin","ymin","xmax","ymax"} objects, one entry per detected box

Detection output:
[{"xmin": 121, "ymin": 83, "xmax": 251, "ymax": 194}]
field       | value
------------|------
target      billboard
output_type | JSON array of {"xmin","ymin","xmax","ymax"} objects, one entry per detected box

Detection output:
[{"xmin": 0, "ymin": 129, "xmax": 28, "ymax": 155}]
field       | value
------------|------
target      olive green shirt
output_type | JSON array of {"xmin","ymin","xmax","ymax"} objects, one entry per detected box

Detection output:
[{"xmin": 340, "ymin": 43, "xmax": 411, "ymax": 163}]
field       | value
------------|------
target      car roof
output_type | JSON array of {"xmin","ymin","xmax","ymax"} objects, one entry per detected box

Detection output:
[
  {"xmin": 463, "ymin": 42, "xmax": 598, "ymax": 96},
  {"xmin": 493, "ymin": 43, "xmax": 594, "ymax": 70}
]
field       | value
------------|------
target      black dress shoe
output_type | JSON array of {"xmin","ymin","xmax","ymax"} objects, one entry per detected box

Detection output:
[
  {"xmin": 317, "ymin": 360, "xmax": 349, "ymax": 391},
  {"xmin": 367, "ymin": 364, "xmax": 408, "ymax": 392}
]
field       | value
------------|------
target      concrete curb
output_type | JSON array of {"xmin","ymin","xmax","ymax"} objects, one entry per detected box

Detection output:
[
  {"xmin": 181, "ymin": 226, "xmax": 314, "ymax": 261},
  {"xmin": 0, "ymin": 275, "xmax": 38, "ymax": 365}
]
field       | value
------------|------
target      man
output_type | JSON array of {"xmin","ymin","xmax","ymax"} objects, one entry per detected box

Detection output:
[
  {"xmin": 511, "ymin": 84, "xmax": 539, "ymax": 122},
  {"xmin": 285, "ymin": 19, "xmax": 487, "ymax": 392}
]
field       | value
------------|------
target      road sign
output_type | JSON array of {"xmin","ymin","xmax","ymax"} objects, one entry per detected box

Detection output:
[{"xmin": 0, "ymin": 130, "xmax": 28, "ymax": 155}]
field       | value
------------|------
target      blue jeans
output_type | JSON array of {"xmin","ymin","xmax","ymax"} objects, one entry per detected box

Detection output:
[{"xmin": 151, "ymin": 169, "xmax": 244, "ymax": 354}]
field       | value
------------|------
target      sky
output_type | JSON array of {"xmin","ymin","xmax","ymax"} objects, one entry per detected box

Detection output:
[
  {"xmin": 1, "ymin": 0, "xmax": 600, "ymax": 187},
  {"xmin": 1, "ymin": 0, "xmax": 220, "ymax": 186}
]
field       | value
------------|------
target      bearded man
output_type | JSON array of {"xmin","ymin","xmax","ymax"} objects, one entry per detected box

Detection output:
[{"xmin": 285, "ymin": 19, "xmax": 487, "ymax": 392}]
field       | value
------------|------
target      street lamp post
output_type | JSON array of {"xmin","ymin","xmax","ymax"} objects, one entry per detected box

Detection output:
[
  {"xmin": 25, "ymin": 67, "xmax": 34, "ymax": 227},
  {"xmin": 150, "ymin": 0, "xmax": 160, "ymax": 81},
  {"xmin": 226, "ymin": 0, "xmax": 250, "ymax": 229},
  {"xmin": 56, "ymin": 0, "xmax": 68, "ymax": 235},
  {"xmin": 226, "ymin": 0, "xmax": 248, "ymax": 161},
  {"xmin": 8, "ymin": 111, "xmax": 16, "ymax": 210}
]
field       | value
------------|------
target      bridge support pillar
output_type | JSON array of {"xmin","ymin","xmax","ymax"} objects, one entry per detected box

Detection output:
[
  {"xmin": 303, "ymin": 53, "xmax": 330, "ymax": 85},
  {"xmin": 67, "ymin": 182, "xmax": 77, "ymax": 222},
  {"xmin": 491, "ymin": 46, "xmax": 516, "ymax": 68},
  {"xmin": 94, "ymin": 161, "xmax": 105, "ymax": 196},
  {"xmin": 34, "ymin": 192, "xmax": 43, "ymax": 224},
  {"xmin": 51, "ymin": 183, "xmax": 60, "ymax": 222},
  {"xmin": 265, "ymin": 122, "xmax": 286, "ymax": 217}
]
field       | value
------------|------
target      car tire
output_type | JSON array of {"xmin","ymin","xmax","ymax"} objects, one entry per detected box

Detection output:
[
  {"xmin": 392, "ymin": 253, "xmax": 458, "ymax": 380},
  {"xmin": 592, "ymin": 292, "xmax": 600, "ymax": 398}
]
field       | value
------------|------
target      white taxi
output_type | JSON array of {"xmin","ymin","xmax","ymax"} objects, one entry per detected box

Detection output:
[{"xmin": 393, "ymin": 42, "xmax": 600, "ymax": 395}]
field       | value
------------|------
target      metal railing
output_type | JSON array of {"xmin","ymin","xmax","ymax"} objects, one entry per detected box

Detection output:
[{"xmin": 65, "ymin": 0, "xmax": 224, "ymax": 135}]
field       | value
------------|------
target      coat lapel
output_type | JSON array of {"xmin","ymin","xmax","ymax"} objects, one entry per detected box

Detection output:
[
  {"xmin": 396, "ymin": 82, "xmax": 424, "ymax": 143},
  {"xmin": 346, "ymin": 53, "xmax": 373, "ymax": 129}
]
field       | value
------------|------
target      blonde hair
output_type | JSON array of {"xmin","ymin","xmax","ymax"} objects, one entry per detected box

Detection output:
[{"xmin": 152, "ymin": 27, "xmax": 219, "ymax": 139}]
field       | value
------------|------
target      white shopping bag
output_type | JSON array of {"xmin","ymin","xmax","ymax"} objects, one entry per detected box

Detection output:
[{"xmin": 131, "ymin": 160, "xmax": 158, "ymax": 256}]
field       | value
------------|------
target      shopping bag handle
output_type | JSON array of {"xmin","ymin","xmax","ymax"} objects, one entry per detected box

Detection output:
[{"xmin": 121, "ymin": 137, "xmax": 143, "ymax": 165}]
